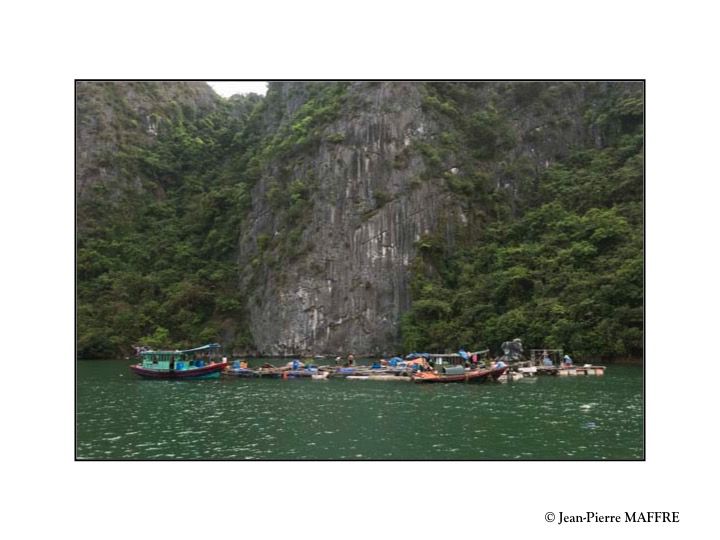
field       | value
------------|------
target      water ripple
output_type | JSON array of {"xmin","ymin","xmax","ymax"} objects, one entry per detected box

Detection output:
[{"xmin": 77, "ymin": 361, "xmax": 643, "ymax": 459}]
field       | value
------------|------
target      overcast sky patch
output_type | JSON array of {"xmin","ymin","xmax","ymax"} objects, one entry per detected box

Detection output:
[{"xmin": 207, "ymin": 81, "xmax": 268, "ymax": 97}]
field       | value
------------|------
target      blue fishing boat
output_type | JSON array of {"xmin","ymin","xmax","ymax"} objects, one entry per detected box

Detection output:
[{"xmin": 129, "ymin": 343, "xmax": 227, "ymax": 379}]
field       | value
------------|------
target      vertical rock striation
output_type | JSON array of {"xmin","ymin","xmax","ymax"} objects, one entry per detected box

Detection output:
[
  {"xmin": 240, "ymin": 82, "xmax": 462, "ymax": 355},
  {"xmin": 239, "ymin": 81, "xmax": 640, "ymax": 355}
]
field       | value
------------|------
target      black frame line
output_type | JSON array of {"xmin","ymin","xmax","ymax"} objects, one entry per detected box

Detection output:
[{"xmin": 74, "ymin": 78, "xmax": 645, "ymax": 462}]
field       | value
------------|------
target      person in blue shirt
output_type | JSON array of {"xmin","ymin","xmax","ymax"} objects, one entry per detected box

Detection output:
[
  {"xmin": 541, "ymin": 351, "xmax": 553, "ymax": 366},
  {"xmin": 563, "ymin": 354, "xmax": 573, "ymax": 366}
]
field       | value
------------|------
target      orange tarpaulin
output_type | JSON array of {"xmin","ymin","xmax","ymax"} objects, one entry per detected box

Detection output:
[{"xmin": 403, "ymin": 358, "xmax": 428, "ymax": 368}]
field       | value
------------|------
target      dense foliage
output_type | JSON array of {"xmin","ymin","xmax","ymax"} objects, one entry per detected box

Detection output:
[
  {"xmin": 401, "ymin": 84, "xmax": 643, "ymax": 358},
  {"xmin": 77, "ymin": 83, "xmax": 350, "ymax": 358},
  {"xmin": 77, "ymin": 92, "xmax": 262, "ymax": 358}
]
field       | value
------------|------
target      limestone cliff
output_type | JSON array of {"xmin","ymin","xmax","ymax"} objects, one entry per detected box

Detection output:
[
  {"xmin": 237, "ymin": 81, "xmax": 632, "ymax": 355},
  {"xmin": 240, "ymin": 83, "xmax": 446, "ymax": 355},
  {"xmin": 75, "ymin": 81, "xmax": 219, "ymax": 201}
]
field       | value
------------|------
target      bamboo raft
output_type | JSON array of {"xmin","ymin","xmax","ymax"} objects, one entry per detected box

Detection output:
[{"xmin": 326, "ymin": 366, "xmax": 413, "ymax": 379}]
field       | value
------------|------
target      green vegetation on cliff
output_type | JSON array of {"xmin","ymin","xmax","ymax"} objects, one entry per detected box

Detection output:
[
  {"xmin": 77, "ymin": 88, "xmax": 261, "ymax": 357},
  {"xmin": 401, "ymin": 85, "xmax": 643, "ymax": 357},
  {"xmin": 77, "ymin": 82, "xmax": 350, "ymax": 358}
]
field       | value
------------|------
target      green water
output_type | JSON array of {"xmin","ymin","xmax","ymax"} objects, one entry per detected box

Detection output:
[{"xmin": 76, "ymin": 360, "xmax": 643, "ymax": 460}]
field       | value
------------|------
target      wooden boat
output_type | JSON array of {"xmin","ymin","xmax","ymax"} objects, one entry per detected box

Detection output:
[
  {"xmin": 284, "ymin": 368, "xmax": 322, "ymax": 378},
  {"xmin": 223, "ymin": 367, "xmax": 258, "ymax": 378},
  {"xmin": 412, "ymin": 365, "xmax": 508, "ymax": 384},
  {"xmin": 328, "ymin": 366, "xmax": 409, "ymax": 378},
  {"xmin": 129, "ymin": 343, "xmax": 227, "ymax": 380},
  {"xmin": 345, "ymin": 374, "xmax": 412, "ymax": 381}
]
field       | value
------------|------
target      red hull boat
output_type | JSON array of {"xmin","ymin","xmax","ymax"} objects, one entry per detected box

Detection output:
[
  {"xmin": 130, "ymin": 343, "xmax": 228, "ymax": 380},
  {"xmin": 412, "ymin": 365, "xmax": 508, "ymax": 383},
  {"xmin": 130, "ymin": 360, "xmax": 227, "ymax": 379}
]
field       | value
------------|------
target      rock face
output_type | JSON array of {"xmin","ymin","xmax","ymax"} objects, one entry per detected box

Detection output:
[
  {"xmin": 239, "ymin": 81, "xmax": 640, "ymax": 356},
  {"xmin": 75, "ymin": 81, "xmax": 218, "ymax": 200},
  {"xmin": 240, "ymin": 83, "xmax": 434, "ymax": 355}
]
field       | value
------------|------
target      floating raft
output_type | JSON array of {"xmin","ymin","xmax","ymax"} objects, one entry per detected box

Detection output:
[
  {"xmin": 558, "ymin": 365, "xmax": 606, "ymax": 376},
  {"xmin": 223, "ymin": 367, "xmax": 258, "ymax": 378},
  {"xmin": 221, "ymin": 362, "xmax": 606, "ymax": 382},
  {"xmin": 224, "ymin": 366, "xmax": 331, "ymax": 379},
  {"xmin": 517, "ymin": 365, "xmax": 606, "ymax": 376}
]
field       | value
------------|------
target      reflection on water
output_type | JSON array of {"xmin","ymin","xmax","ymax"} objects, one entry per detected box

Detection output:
[{"xmin": 76, "ymin": 361, "xmax": 643, "ymax": 460}]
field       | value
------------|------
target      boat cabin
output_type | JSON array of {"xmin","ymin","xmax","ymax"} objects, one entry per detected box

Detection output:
[
  {"xmin": 139, "ymin": 343, "xmax": 223, "ymax": 371},
  {"xmin": 140, "ymin": 350, "xmax": 183, "ymax": 370}
]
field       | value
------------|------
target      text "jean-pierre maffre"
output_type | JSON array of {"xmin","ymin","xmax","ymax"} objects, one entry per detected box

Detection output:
[{"xmin": 553, "ymin": 511, "xmax": 679, "ymax": 525}]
